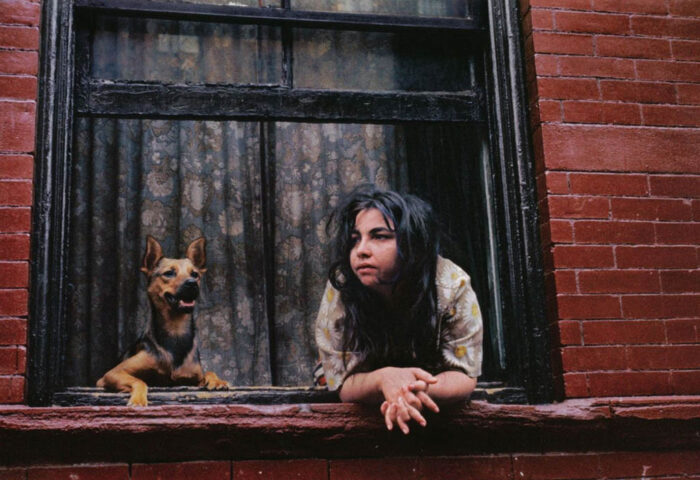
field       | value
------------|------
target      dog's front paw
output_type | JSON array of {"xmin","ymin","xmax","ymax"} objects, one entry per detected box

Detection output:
[
  {"xmin": 203, "ymin": 372, "xmax": 230, "ymax": 390},
  {"xmin": 127, "ymin": 384, "xmax": 149, "ymax": 406}
]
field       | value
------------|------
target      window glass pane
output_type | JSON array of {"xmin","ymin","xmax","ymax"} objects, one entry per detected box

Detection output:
[
  {"xmin": 160, "ymin": 0, "xmax": 280, "ymax": 5},
  {"xmin": 292, "ymin": 0, "xmax": 471, "ymax": 17},
  {"xmin": 90, "ymin": 16, "xmax": 283, "ymax": 85},
  {"xmin": 292, "ymin": 28, "xmax": 475, "ymax": 91},
  {"xmin": 67, "ymin": 118, "xmax": 272, "ymax": 388}
]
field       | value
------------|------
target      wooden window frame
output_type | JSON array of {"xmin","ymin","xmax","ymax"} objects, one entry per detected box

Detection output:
[{"xmin": 28, "ymin": 0, "xmax": 553, "ymax": 405}]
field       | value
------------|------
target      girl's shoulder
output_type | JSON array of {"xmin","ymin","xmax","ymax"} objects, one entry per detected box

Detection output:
[{"xmin": 435, "ymin": 256, "xmax": 471, "ymax": 290}]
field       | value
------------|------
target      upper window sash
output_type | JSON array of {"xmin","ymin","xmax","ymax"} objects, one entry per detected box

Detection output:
[{"xmin": 73, "ymin": 0, "xmax": 487, "ymax": 32}]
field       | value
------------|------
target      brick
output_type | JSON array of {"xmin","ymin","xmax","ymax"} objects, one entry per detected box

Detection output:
[
  {"xmin": 552, "ymin": 245, "xmax": 615, "ymax": 268},
  {"xmin": 331, "ymin": 459, "xmax": 419, "ymax": 480},
  {"xmin": 538, "ymin": 99, "xmax": 561, "ymax": 122},
  {"xmin": 538, "ymin": 77, "xmax": 599, "ymax": 100},
  {"xmin": 555, "ymin": 11, "xmax": 630, "ymax": 34},
  {"xmin": 559, "ymin": 320, "xmax": 582, "ymax": 345},
  {"xmin": 600, "ymin": 80, "xmax": 677, "ymax": 103},
  {"xmin": 557, "ymin": 294, "xmax": 621, "ymax": 319},
  {"xmin": 0, "ymin": 262, "xmax": 28, "ymax": 288},
  {"xmin": 131, "ymin": 462, "xmax": 230, "ymax": 480},
  {"xmin": 0, "ymin": 207, "xmax": 30, "ymax": 233},
  {"xmin": 666, "ymin": 318, "xmax": 700, "ymax": 343},
  {"xmin": 0, "ymin": 289, "xmax": 27, "ymax": 315},
  {"xmin": 693, "ymin": 199, "xmax": 700, "ymax": 221},
  {"xmin": 0, "ymin": 375, "xmax": 24, "ymax": 403},
  {"xmin": 627, "ymin": 345, "xmax": 700, "ymax": 370},
  {"xmin": 678, "ymin": 83, "xmax": 700, "ymax": 104},
  {"xmin": 622, "ymin": 294, "xmax": 700, "ymax": 319},
  {"xmin": 558, "ymin": 56, "xmax": 635, "ymax": 79},
  {"xmin": 597, "ymin": 36, "xmax": 671, "ymax": 59},
  {"xmin": 644, "ymin": 105, "xmax": 700, "ymax": 127},
  {"xmin": 599, "ymin": 451, "xmax": 700, "ymax": 477},
  {"xmin": 632, "ymin": 16, "xmax": 700, "ymax": 40},
  {"xmin": 0, "ymin": 318, "xmax": 26, "ymax": 344},
  {"xmin": 534, "ymin": 54, "xmax": 558, "ymax": 75},
  {"xmin": 532, "ymin": 32, "xmax": 593, "ymax": 55},
  {"xmin": 0, "ymin": 234, "xmax": 30, "ymax": 260},
  {"xmin": 530, "ymin": 0, "xmax": 592, "ymax": 8},
  {"xmin": 235, "ymin": 460, "xmax": 326, "ymax": 480},
  {"xmin": 637, "ymin": 60, "xmax": 700, "ymax": 83},
  {"xmin": 661, "ymin": 270, "xmax": 700, "ymax": 293},
  {"xmin": 0, "ymin": 0, "xmax": 41, "ymax": 26},
  {"xmin": 417, "ymin": 456, "xmax": 513, "ymax": 480},
  {"xmin": 554, "ymin": 270, "xmax": 577, "ymax": 293},
  {"xmin": 563, "ymin": 372, "xmax": 588, "ymax": 396},
  {"xmin": 0, "ymin": 468, "xmax": 25, "ymax": 480},
  {"xmin": 562, "ymin": 345, "xmax": 626, "ymax": 371},
  {"xmin": 0, "ymin": 102, "xmax": 36, "ymax": 152},
  {"xmin": 617, "ymin": 246, "xmax": 697, "ymax": 269},
  {"xmin": 16, "ymin": 345, "xmax": 25, "ymax": 373},
  {"xmin": 583, "ymin": 319, "xmax": 666, "ymax": 344},
  {"xmin": 593, "ymin": 0, "xmax": 668, "ymax": 14},
  {"xmin": 550, "ymin": 219, "xmax": 574, "ymax": 242},
  {"xmin": 0, "ymin": 25, "xmax": 39, "ymax": 50},
  {"xmin": 650, "ymin": 175, "xmax": 700, "ymax": 198},
  {"xmin": 0, "ymin": 76, "xmax": 37, "ymax": 100},
  {"xmin": 562, "ymin": 101, "xmax": 641, "ymax": 125},
  {"xmin": 588, "ymin": 370, "xmax": 672, "ymax": 395},
  {"xmin": 0, "ymin": 155, "xmax": 33, "ymax": 179},
  {"xmin": 579, "ymin": 270, "xmax": 660, "ymax": 293},
  {"xmin": 531, "ymin": 9, "xmax": 554, "ymax": 30},
  {"xmin": 548, "ymin": 196, "xmax": 609, "ymax": 219},
  {"xmin": 542, "ymin": 125, "xmax": 700, "ymax": 174},
  {"xmin": 0, "ymin": 50, "xmax": 38, "ymax": 75},
  {"xmin": 513, "ymin": 454, "xmax": 600, "ymax": 480},
  {"xmin": 574, "ymin": 220, "xmax": 655, "ymax": 244},
  {"xmin": 570, "ymin": 173, "xmax": 649, "ymax": 196},
  {"xmin": 28, "ymin": 465, "xmax": 130, "ymax": 480},
  {"xmin": 656, "ymin": 222, "xmax": 700, "ymax": 245},
  {"xmin": 671, "ymin": 0, "xmax": 700, "ymax": 16},
  {"xmin": 671, "ymin": 370, "xmax": 700, "ymax": 394},
  {"xmin": 0, "ymin": 346, "xmax": 17, "ymax": 374},
  {"xmin": 611, "ymin": 198, "xmax": 693, "ymax": 221},
  {"xmin": 0, "ymin": 180, "xmax": 32, "ymax": 205},
  {"xmin": 673, "ymin": 40, "xmax": 700, "ymax": 61}
]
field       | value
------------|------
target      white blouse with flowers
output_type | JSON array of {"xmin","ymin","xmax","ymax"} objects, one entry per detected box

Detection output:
[{"xmin": 315, "ymin": 256, "xmax": 483, "ymax": 391}]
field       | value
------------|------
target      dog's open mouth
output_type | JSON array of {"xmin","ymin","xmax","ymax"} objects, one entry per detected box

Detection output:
[{"xmin": 164, "ymin": 292, "xmax": 197, "ymax": 311}]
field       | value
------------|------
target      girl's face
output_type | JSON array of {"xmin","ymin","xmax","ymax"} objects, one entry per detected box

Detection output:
[{"xmin": 350, "ymin": 208, "xmax": 400, "ymax": 298}]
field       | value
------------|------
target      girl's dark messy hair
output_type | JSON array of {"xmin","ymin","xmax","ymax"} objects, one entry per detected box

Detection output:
[{"xmin": 327, "ymin": 184, "xmax": 441, "ymax": 373}]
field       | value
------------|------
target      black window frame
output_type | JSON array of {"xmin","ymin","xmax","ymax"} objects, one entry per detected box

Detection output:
[{"xmin": 29, "ymin": 0, "xmax": 553, "ymax": 405}]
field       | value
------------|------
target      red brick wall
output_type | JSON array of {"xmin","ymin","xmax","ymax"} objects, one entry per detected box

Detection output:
[
  {"xmin": 0, "ymin": 0, "xmax": 39, "ymax": 404},
  {"xmin": 521, "ymin": 0, "xmax": 700, "ymax": 398},
  {"xmin": 1, "ymin": 452, "xmax": 699, "ymax": 480}
]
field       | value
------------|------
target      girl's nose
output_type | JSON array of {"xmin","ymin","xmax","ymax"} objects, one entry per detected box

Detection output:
[{"xmin": 356, "ymin": 237, "xmax": 371, "ymax": 257}]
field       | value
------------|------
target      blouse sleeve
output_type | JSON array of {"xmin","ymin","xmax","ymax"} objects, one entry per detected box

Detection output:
[
  {"xmin": 315, "ymin": 281, "xmax": 362, "ymax": 391},
  {"xmin": 438, "ymin": 265, "xmax": 483, "ymax": 379}
]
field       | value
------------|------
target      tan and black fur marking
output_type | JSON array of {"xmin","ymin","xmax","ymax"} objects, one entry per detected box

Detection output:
[{"xmin": 97, "ymin": 235, "xmax": 229, "ymax": 406}]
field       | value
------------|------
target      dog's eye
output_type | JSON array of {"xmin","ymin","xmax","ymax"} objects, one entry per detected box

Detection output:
[
  {"xmin": 190, "ymin": 271, "xmax": 199, "ymax": 279},
  {"xmin": 162, "ymin": 270, "xmax": 176, "ymax": 278}
]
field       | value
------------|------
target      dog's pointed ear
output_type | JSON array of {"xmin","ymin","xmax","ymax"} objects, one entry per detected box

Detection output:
[
  {"xmin": 141, "ymin": 235, "xmax": 164, "ymax": 275},
  {"xmin": 186, "ymin": 237, "xmax": 206, "ymax": 271}
]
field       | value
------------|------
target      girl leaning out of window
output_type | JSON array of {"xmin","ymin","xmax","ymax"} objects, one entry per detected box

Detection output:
[{"xmin": 315, "ymin": 185, "xmax": 483, "ymax": 434}]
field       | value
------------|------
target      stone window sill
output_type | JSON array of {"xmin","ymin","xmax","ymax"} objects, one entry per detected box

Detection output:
[{"xmin": 1, "ymin": 396, "xmax": 698, "ymax": 465}]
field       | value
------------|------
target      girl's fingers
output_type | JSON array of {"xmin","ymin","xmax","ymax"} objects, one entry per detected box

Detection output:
[
  {"xmin": 380, "ymin": 401, "xmax": 389, "ymax": 415},
  {"xmin": 411, "ymin": 368, "xmax": 438, "ymax": 384},
  {"xmin": 407, "ymin": 380, "xmax": 428, "ymax": 392},
  {"xmin": 417, "ymin": 391, "xmax": 440, "ymax": 413},
  {"xmin": 384, "ymin": 402, "xmax": 396, "ymax": 431},
  {"xmin": 396, "ymin": 398, "xmax": 411, "ymax": 434},
  {"xmin": 401, "ymin": 390, "xmax": 422, "ymax": 409}
]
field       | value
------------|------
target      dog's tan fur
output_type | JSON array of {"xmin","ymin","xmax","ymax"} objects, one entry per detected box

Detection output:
[{"xmin": 97, "ymin": 236, "xmax": 229, "ymax": 406}]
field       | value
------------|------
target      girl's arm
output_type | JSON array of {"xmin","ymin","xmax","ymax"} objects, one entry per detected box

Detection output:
[
  {"xmin": 410, "ymin": 370, "xmax": 476, "ymax": 405},
  {"xmin": 339, "ymin": 366, "xmax": 438, "ymax": 404}
]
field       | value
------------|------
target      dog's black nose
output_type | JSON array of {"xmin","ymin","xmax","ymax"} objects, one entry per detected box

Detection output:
[{"xmin": 178, "ymin": 279, "xmax": 199, "ymax": 302}]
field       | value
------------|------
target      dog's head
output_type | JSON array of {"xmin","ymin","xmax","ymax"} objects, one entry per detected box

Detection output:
[{"xmin": 140, "ymin": 235, "xmax": 207, "ymax": 314}]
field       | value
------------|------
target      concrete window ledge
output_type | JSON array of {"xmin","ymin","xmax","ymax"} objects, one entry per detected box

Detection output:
[{"xmin": 1, "ymin": 396, "xmax": 698, "ymax": 465}]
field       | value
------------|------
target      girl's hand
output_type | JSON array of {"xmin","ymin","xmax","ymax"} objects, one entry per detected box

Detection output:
[
  {"xmin": 377, "ymin": 367, "xmax": 439, "ymax": 433},
  {"xmin": 378, "ymin": 367, "xmax": 437, "ymax": 405}
]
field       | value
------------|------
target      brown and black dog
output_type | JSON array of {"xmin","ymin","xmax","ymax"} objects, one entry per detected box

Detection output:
[{"xmin": 97, "ymin": 235, "xmax": 229, "ymax": 406}]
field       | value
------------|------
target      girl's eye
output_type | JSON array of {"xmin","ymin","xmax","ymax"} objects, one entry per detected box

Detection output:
[
  {"xmin": 163, "ymin": 270, "xmax": 176, "ymax": 278},
  {"xmin": 350, "ymin": 235, "xmax": 360, "ymax": 244},
  {"xmin": 191, "ymin": 271, "xmax": 199, "ymax": 279}
]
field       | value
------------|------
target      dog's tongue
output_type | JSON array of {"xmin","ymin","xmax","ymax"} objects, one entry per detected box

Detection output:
[{"xmin": 179, "ymin": 300, "xmax": 196, "ymax": 308}]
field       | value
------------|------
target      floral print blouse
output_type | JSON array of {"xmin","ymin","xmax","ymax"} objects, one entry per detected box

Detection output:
[{"xmin": 315, "ymin": 256, "xmax": 483, "ymax": 391}]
